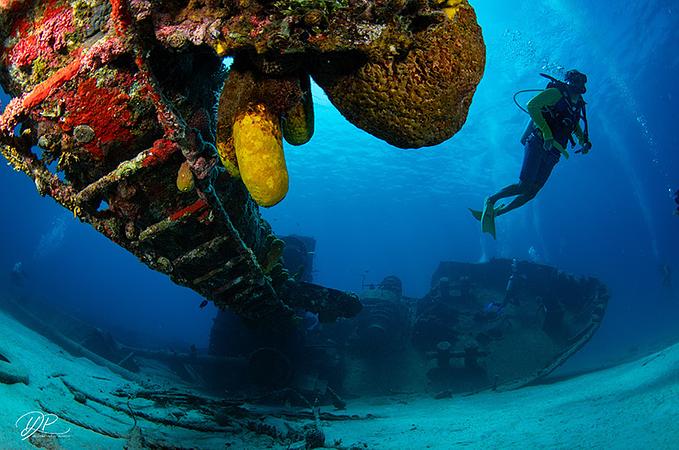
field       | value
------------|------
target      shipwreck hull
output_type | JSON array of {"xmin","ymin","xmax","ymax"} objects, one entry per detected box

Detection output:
[
  {"xmin": 206, "ymin": 261, "xmax": 609, "ymax": 397},
  {"xmin": 412, "ymin": 259, "xmax": 609, "ymax": 392}
]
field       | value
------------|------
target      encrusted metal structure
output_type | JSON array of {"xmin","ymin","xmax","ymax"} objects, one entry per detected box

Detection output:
[
  {"xmin": 0, "ymin": 0, "xmax": 485, "ymax": 322},
  {"xmin": 414, "ymin": 259, "xmax": 609, "ymax": 391},
  {"xmin": 207, "ymin": 260, "xmax": 609, "ymax": 397}
]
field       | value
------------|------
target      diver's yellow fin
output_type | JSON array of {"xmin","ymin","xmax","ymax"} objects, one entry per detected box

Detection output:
[
  {"xmin": 469, "ymin": 208, "xmax": 483, "ymax": 222},
  {"xmin": 470, "ymin": 204, "xmax": 503, "ymax": 223},
  {"xmin": 480, "ymin": 199, "xmax": 497, "ymax": 240},
  {"xmin": 483, "ymin": 217, "xmax": 496, "ymax": 240}
]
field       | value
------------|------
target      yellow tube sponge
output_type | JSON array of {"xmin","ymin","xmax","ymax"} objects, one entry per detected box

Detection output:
[
  {"xmin": 176, "ymin": 161, "xmax": 195, "ymax": 192},
  {"xmin": 282, "ymin": 74, "xmax": 314, "ymax": 146},
  {"xmin": 232, "ymin": 104, "xmax": 289, "ymax": 207},
  {"xmin": 433, "ymin": 0, "xmax": 463, "ymax": 19},
  {"xmin": 443, "ymin": 0, "xmax": 463, "ymax": 20},
  {"xmin": 216, "ymin": 138, "xmax": 240, "ymax": 178}
]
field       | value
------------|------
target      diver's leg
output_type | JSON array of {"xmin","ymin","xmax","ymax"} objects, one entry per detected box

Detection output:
[
  {"xmin": 468, "ymin": 185, "xmax": 515, "ymax": 221},
  {"xmin": 469, "ymin": 185, "xmax": 518, "ymax": 222},
  {"xmin": 495, "ymin": 186, "xmax": 538, "ymax": 216},
  {"xmin": 488, "ymin": 183, "xmax": 524, "ymax": 204},
  {"xmin": 476, "ymin": 135, "xmax": 547, "ymax": 237},
  {"xmin": 485, "ymin": 134, "xmax": 540, "ymax": 207},
  {"xmin": 494, "ymin": 133, "xmax": 559, "ymax": 216},
  {"xmin": 497, "ymin": 146, "xmax": 559, "ymax": 216},
  {"xmin": 481, "ymin": 133, "xmax": 542, "ymax": 210},
  {"xmin": 479, "ymin": 182, "xmax": 526, "ymax": 236}
]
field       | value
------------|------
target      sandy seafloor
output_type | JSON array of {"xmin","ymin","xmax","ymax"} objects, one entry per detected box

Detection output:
[{"xmin": 1, "ymin": 308, "xmax": 678, "ymax": 449}]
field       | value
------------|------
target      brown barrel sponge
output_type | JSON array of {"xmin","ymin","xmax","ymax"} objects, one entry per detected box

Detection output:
[{"xmin": 311, "ymin": 3, "xmax": 485, "ymax": 149}]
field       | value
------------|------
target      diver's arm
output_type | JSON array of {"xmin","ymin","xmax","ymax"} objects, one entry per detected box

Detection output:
[
  {"xmin": 526, "ymin": 88, "xmax": 562, "ymax": 141},
  {"xmin": 527, "ymin": 88, "xmax": 569, "ymax": 158}
]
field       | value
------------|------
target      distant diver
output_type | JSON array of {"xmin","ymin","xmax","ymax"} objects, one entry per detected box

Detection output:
[
  {"xmin": 661, "ymin": 264, "xmax": 672, "ymax": 289},
  {"xmin": 674, "ymin": 189, "xmax": 679, "ymax": 215},
  {"xmin": 471, "ymin": 70, "xmax": 592, "ymax": 239},
  {"xmin": 10, "ymin": 261, "xmax": 25, "ymax": 287},
  {"xmin": 485, "ymin": 258, "xmax": 522, "ymax": 313}
]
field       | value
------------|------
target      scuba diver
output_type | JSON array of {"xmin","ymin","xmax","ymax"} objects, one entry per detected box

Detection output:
[
  {"xmin": 484, "ymin": 258, "xmax": 523, "ymax": 314},
  {"xmin": 674, "ymin": 189, "xmax": 679, "ymax": 215},
  {"xmin": 661, "ymin": 264, "xmax": 672, "ymax": 289},
  {"xmin": 471, "ymin": 70, "xmax": 593, "ymax": 238},
  {"xmin": 10, "ymin": 261, "xmax": 24, "ymax": 287}
]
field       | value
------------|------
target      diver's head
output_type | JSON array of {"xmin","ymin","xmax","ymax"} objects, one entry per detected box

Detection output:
[{"xmin": 565, "ymin": 69, "xmax": 587, "ymax": 94}]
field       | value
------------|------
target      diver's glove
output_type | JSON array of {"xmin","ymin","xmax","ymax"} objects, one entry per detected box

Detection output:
[
  {"xmin": 544, "ymin": 138, "xmax": 569, "ymax": 159},
  {"xmin": 576, "ymin": 141, "xmax": 592, "ymax": 155}
]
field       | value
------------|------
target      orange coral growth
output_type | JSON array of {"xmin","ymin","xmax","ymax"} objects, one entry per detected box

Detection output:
[
  {"xmin": 0, "ymin": 54, "xmax": 81, "ymax": 134},
  {"xmin": 5, "ymin": 1, "xmax": 74, "ymax": 67},
  {"xmin": 59, "ymin": 77, "xmax": 133, "ymax": 159},
  {"xmin": 143, "ymin": 138, "xmax": 178, "ymax": 167},
  {"xmin": 22, "ymin": 54, "xmax": 80, "ymax": 109},
  {"xmin": 0, "ymin": 0, "xmax": 26, "ymax": 10},
  {"xmin": 169, "ymin": 199, "xmax": 208, "ymax": 221},
  {"xmin": 109, "ymin": 0, "xmax": 132, "ymax": 36}
]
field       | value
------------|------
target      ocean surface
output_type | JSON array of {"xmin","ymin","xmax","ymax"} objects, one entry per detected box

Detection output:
[{"xmin": 0, "ymin": 0, "xmax": 678, "ymax": 447}]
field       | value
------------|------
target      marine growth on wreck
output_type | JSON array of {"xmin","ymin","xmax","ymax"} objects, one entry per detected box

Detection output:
[{"xmin": 0, "ymin": 0, "xmax": 485, "ymax": 322}]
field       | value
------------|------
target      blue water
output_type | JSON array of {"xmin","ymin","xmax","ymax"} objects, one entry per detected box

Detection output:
[{"xmin": 1, "ymin": 0, "xmax": 678, "ymax": 362}]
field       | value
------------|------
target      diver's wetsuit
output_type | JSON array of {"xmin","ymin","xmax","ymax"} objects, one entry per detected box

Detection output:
[
  {"xmin": 519, "ymin": 133, "xmax": 560, "ymax": 191},
  {"xmin": 521, "ymin": 87, "xmax": 587, "ymax": 190}
]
